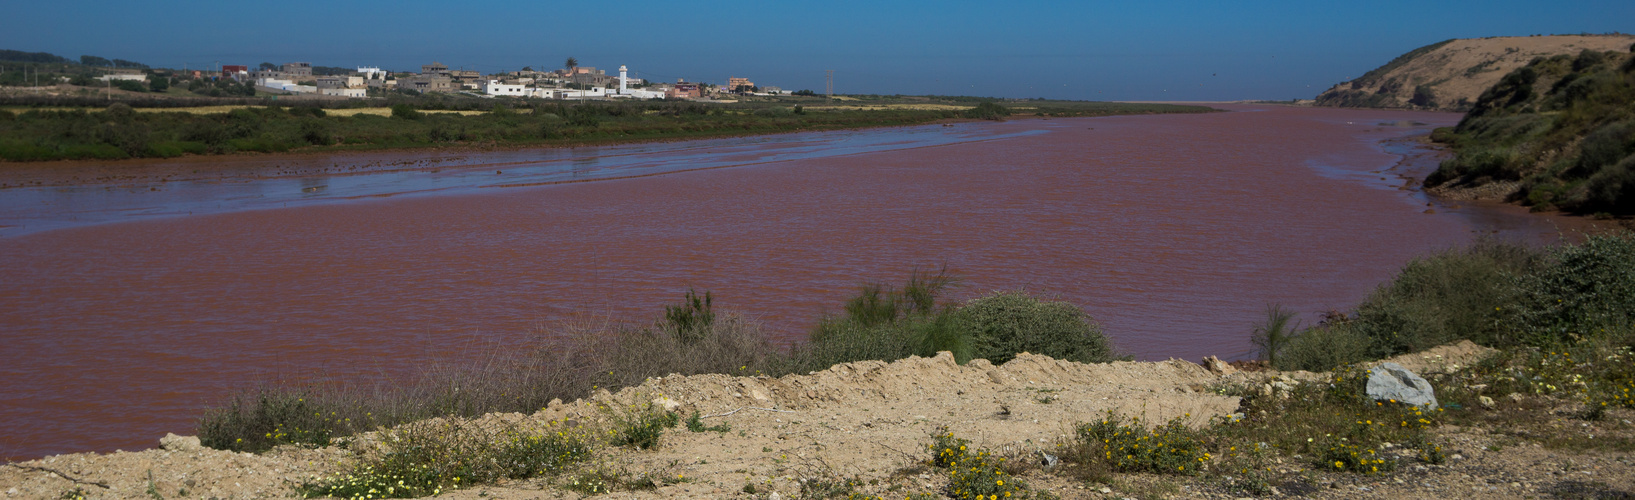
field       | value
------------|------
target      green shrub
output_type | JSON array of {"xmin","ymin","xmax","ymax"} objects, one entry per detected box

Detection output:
[
  {"xmin": 1347, "ymin": 240, "xmax": 1544, "ymax": 355},
  {"xmin": 592, "ymin": 314, "xmax": 781, "ymax": 388},
  {"xmin": 144, "ymin": 140, "xmax": 208, "ymax": 158},
  {"xmin": 1575, "ymin": 155, "xmax": 1635, "ymax": 214},
  {"xmin": 1250, "ymin": 304, "xmax": 1300, "ymax": 367},
  {"xmin": 842, "ymin": 268, "xmax": 953, "ymax": 327},
  {"xmin": 663, "ymin": 288, "xmax": 714, "ymax": 344},
  {"xmin": 954, "ymin": 291, "xmax": 1116, "ymax": 365},
  {"xmin": 113, "ymin": 80, "xmax": 147, "ymax": 93},
  {"xmin": 1573, "ymin": 49, "xmax": 1607, "ymax": 72},
  {"xmin": 1408, "ymin": 85, "xmax": 1437, "ymax": 108},
  {"xmin": 59, "ymin": 143, "xmax": 128, "ymax": 159},
  {"xmin": 789, "ymin": 320, "xmax": 914, "ymax": 373},
  {"xmin": 144, "ymin": 141, "xmax": 186, "ymax": 158},
  {"xmin": 606, "ymin": 399, "xmax": 679, "ymax": 450},
  {"xmin": 787, "ymin": 269, "xmax": 962, "ymax": 370},
  {"xmin": 963, "ymin": 102, "xmax": 1010, "ymax": 120},
  {"xmin": 0, "ymin": 140, "xmax": 55, "ymax": 161},
  {"xmin": 1569, "ymin": 121, "xmax": 1634, "ymax": 179},
  {"xmin": 1447, "ymin": 147, "xmax": 1523, "ymax": 181},
  {"xmin": 390, "ymin": 104, "xmax": 423, "ymax": 120},
  {"xmin": 1507, "ymin": 232, "xmax": 1635, "ymax": 341},
  {"xmin": 752, "ymin": 106, "xmax": 791, "ymax": 117},
  {"xmin": 908, "ymin": 309, "xmax": 971, "ymax": 362},
  {"xmin": 684, "ymin": 411, "xmax": 729, "ymax": 433},
  {"xmin": 228, "ymin": 137, "xmax": 291, "ymax": 153},
  {"xmin": 1275, "ymin": 324, "xmax": 1375, "ymax": 372},
  {"xmin": 298, "ymin": 118, "xmax": 334, "ymax": 145}
]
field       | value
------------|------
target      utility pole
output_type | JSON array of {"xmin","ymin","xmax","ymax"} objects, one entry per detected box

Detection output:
[{"xmin": 824, "ymin": 69, "xmax": 834, "ymax": 101}]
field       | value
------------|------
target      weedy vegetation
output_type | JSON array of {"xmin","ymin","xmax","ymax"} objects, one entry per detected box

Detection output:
[{"xmin": 193, "ymin": 232, "xmax": 1635, "ymax": 498}]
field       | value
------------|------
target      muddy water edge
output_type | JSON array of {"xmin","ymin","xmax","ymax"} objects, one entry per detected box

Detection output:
[{"xmin": 0, "ymin": 104, "xmax": 1613, "ymax": 461}]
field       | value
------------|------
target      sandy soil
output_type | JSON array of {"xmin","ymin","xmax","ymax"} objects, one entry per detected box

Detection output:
[{"xmin": 6, "ymin": 342, "xmax": 1630, "ymax": 499}]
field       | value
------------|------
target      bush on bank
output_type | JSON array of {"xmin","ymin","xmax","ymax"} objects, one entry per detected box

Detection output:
[
  {"xmin": 1274, "ymin": 232, "xmax": 1635, "ymax": 372},
  {"xmin": 198, "ymin": 271, "xmax": 1122, "ymax": 453},
  {"xmin": 194, "ymin": 233, "xmax": 1635, "ymax": 498}
]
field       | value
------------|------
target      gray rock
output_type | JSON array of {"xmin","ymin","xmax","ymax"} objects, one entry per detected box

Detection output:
[
  {"xmin": 160, "ymin": 433, "xmax": 202, "ymax": 452},
  {"xmin": 1366, "ymin": 362, "xmax": 1437, "ymax": 408}
]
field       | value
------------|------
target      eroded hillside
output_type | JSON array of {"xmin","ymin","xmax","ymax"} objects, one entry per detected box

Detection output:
[{"xmin": 1316, "ymin": 34, "xmax": 1635, "ymax": 111}]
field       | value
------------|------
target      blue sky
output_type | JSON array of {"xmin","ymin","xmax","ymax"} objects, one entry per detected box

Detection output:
[{"xmin": 4, "ymin": 0, "xmax": 1631, "ymax": 100}]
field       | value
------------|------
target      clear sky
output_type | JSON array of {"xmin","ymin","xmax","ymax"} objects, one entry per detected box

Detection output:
[{"xmin": 4, "ymin": 0, "xmax": 1631, "ymax": 101}]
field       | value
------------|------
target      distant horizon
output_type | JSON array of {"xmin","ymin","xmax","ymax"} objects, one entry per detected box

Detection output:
[{"xmin": 4, "ymin": 0, "xmax": 1631, "ymax": 101}]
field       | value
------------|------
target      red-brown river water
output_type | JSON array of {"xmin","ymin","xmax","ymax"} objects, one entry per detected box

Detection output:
[{"xmin": 0, "ymin": 104, "xmax": 1596, "ymax": 460}]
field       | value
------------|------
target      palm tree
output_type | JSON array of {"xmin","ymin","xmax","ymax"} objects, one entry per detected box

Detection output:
[{"xmin": 564, "ymin": 57, "xmax": 578, "ymax": 74}]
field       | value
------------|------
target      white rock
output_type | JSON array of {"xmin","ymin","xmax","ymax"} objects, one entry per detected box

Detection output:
[
  {"xmin": 652, "ymin": 396, "xmax": 681, "ymax": 412},
  {"xmin": 1366, "ymin": 363, "xmax": 1437, "ymax": 408},
  {"xmin": 159, "ymin": 433, "xmax": 202, "ymax": 452}
]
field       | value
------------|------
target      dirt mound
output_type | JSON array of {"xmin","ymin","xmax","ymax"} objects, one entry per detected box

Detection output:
[
  {"xmin": 1316, "ymin": 35, "xmax": 1635, "ymax": 111},
  {"xmin": 1374, "ymin": 339, "xmax": 1498, "ymax": 375},
  {"xmin": 1, "ymin": 352, "xmax": 1241, "ymax": 499},
  {"xmin": 0, "ymin": 344, "xmax": 1565, "ymax": 499}
]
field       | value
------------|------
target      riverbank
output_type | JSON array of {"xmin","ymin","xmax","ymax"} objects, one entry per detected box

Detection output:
[
  {"xmin": 0, "ymin": 98, "xmax": 1217, "ymax": 166},
  {"xmin": 3, "ymin": 340, "xmax": 1631, "ymax": 499},
  {"xmin": 0, "ymin": 115, "xmax": 1014, "ymax": 191},
  {"xmin": 1382, "ymin": 133, "xmax": 1632, "ymax": 237},
  {"xmin": 1, "ymin": 104, "xmax": 1614, "ymax": 464}
]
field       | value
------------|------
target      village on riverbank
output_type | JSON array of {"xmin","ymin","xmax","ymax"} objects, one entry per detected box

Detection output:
[{"xmin": 2, "ymin": 49, "xmax": 801, "ymax": 102}]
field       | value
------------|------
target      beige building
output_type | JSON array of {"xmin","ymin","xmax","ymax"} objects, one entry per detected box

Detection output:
[{"xmin": 398, "ymin": 74, "xmax": 454, "ymax": 93}]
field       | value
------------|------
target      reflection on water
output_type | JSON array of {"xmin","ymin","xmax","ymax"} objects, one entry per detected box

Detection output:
[{"xmin": 0, "ymin": 124, "xmax": 1041, "ymax": 237}]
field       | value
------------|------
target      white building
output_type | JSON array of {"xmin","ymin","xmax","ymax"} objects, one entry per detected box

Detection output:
[
  {"xmin": 530, "ymin": 88, "xmax": 568, "ymax": 99},
  {"xmin": 609, "ymin": 88, "xmax": 666, "ymax": 99},
  {"xmin": 482, "ymin": 80, "xmax": 529, "ymax": 96},
  {"xmin": 256, "ymin": 78, "xmax": 317, "ymax": 94},
  {"xmin": 96, "ymin": 74, "xmax": 148, "ymax": 82},
  {"xmin": 607, "ymin": 65, "xmax": 662, "ymax": 99},
  {"xmin": 320, "ymin": 88, "xmax": 367, "ymax": 98},
  {"xmin": 561, "ymin": 87, "xmax": 608, "ymax": 99}
]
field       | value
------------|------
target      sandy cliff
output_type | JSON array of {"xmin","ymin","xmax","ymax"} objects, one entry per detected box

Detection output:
[{"xmin": 1315, "ymin": 34, "xmax": 1635, "ymax": 111}]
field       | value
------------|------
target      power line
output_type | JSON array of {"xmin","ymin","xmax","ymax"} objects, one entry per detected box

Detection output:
[{"xmin": 825, "ymin": 69, "xmax": 834, "ymax": 100}]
